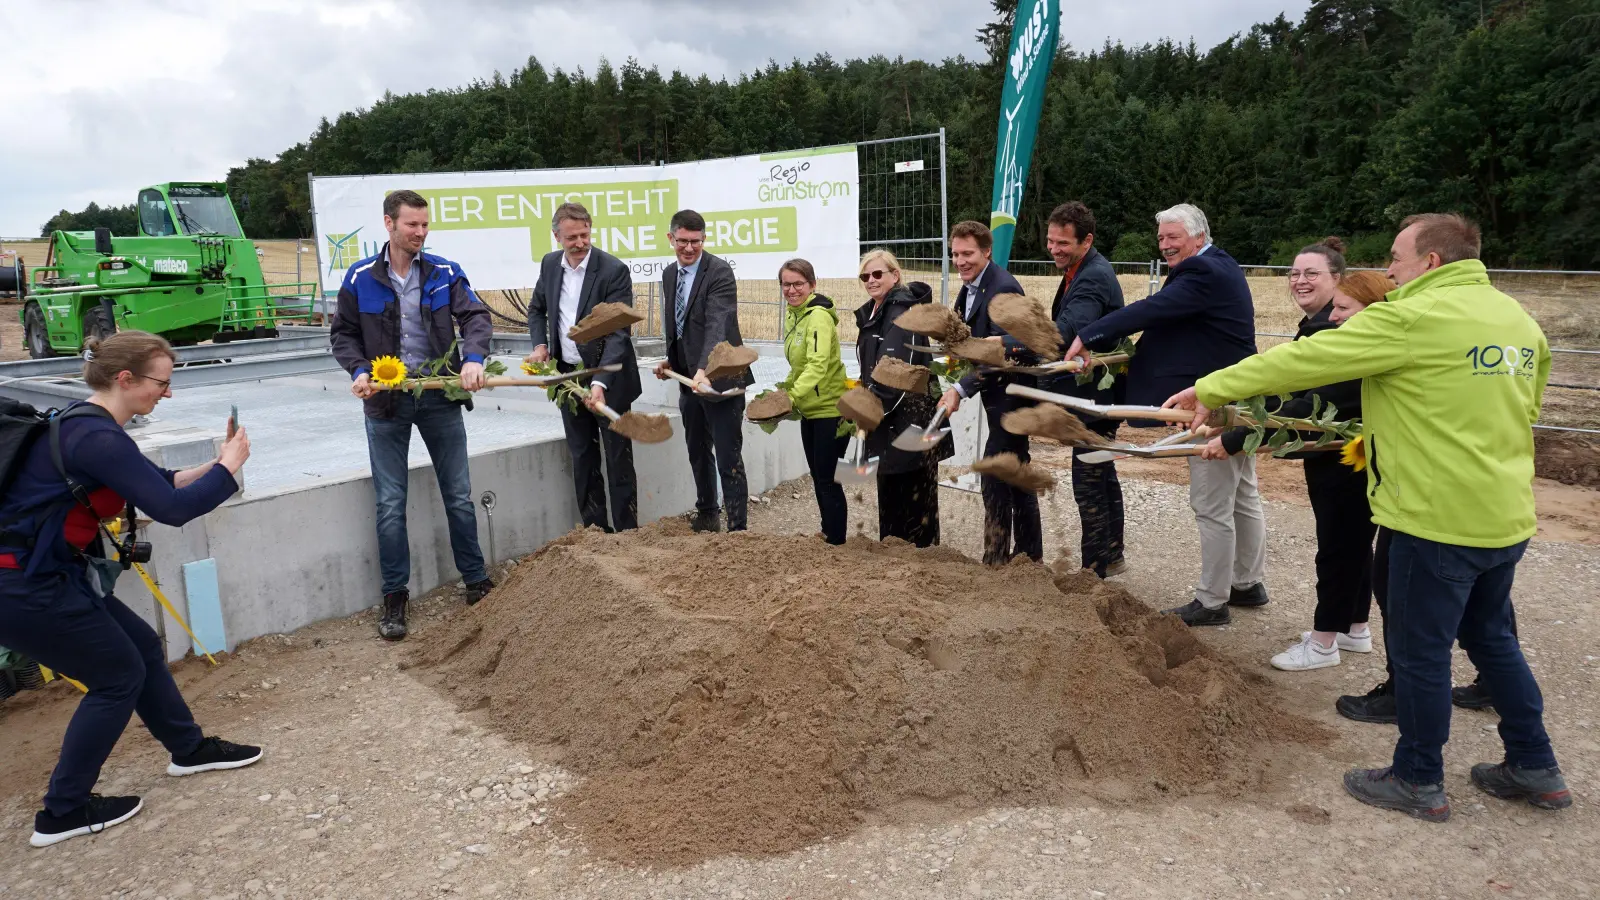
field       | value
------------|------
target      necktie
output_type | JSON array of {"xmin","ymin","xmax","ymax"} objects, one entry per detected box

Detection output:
[{"xmin": 674, "ymin": 268, "xmax": 690, "ymax": 336}]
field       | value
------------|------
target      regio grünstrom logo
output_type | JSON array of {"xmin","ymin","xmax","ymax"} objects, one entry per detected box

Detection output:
[{"xmin": 757, "ymin": 161, "xmax": 851, "ymax": 205}]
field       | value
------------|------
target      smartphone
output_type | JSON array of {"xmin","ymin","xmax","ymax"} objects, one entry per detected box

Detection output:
[{"xmin": 228, "ymin": 405, "xmax": 239, "ymax": 439}]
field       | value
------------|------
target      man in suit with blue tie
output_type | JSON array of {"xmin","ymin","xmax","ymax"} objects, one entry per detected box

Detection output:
[
  {"xmin": 527, "ymin": 202, "xmax": 643, "ymax": 531},
  {"xmin": 937, "ymin": 221, "xmax": 1042, "ymax": 565},
  {"xmin": 1064, "ymin": 203, "xmax": 1269, "ymax": 626},
  {"xmin": 652, "ymin": 209, "xmax": 754, "ymax": 533}
]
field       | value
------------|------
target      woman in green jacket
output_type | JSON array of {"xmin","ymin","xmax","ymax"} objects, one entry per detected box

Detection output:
[{"xmin": 778, "ymin": 258, "xmax": 850, "ymax": 544}]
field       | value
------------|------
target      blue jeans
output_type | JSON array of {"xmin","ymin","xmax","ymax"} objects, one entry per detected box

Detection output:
[
  {"xmin": 0, "ymin": 573, "xmax": 204, "ymax": 815},
  {"xmin": 1387, "ymin": 532, "xmax": 1557, "ymax": 785},
  {"xmin": 364, "ymin": 393, "xmax": 487, "ymax": 595}
]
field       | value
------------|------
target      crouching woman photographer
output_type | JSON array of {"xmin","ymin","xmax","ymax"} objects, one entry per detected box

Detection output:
[{"xmin": 0, "ymin": 332, "xmax": 262, "ymax": 848}]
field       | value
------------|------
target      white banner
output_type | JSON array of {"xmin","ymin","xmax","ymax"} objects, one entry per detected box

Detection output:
[{"xmin": 310, "ymin": 145, "xmax": 860, "ymax": 293}]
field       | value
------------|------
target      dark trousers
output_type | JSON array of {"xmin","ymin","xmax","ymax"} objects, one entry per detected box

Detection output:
[
  {"xmin": 877, "ymin": 467, "xmax": 940, "ymax": 548},
  {"xmin": 1305, "ymin": 454, "xmax": 1377, "ymax": 633},
  {"xmin": 559, "ymin": 374, "xmax": 637, "ymax": 532},
  {"xmin": 799, "ymin": 416, "xmax": 849, "ymax": 544},
  {"xmin": 1373, "ymin": 527, "xmax": 1518, "ymax": 688},
  {"xmin": 364, "ymin": 392, "xmax": 487, "ymax": 594},
  {"xmin": 1386, "ymin": 532, "xmax": 1556, "ymax": 785},
  {"xmin": 980, "ymin": 399, "xmax": 1042, "ymax": 565},
  {"xmin": 0, "ymin": 576, "xmax": 203, "ymax": 815},
  {"xmin": 679, "ymin": 391, "xmax": 748, "ymax": 531},
  {"xmin": 1071, "ymin": 417, "xmax": 1124, "ymax": 575}
]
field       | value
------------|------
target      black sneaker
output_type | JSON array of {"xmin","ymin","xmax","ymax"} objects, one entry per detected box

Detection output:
[
  {"xmin": 1452, "ymin": 681, "xmax": 1495, "ymax": 711},
  {"xmin": 378, "ymin": 590, "xmax": 409, "ymax": 641},
  {"xmin": 30, "ymin": 795, "xmax": 142, "ymax": 847},
  {"xmin": 1337, "ymin": 681, "xmax": 1398, "ymax": 725},
  {"xmin": 464, "ymin": 578, "xmax": 495, "ymax": 606},
  {"xmin": 168, "ymin": 736, "xmax": 264, "ymax": 777},
  {"xmin": 1227, "ymin": 583, "xmax": 1270, "ymax": 608},
  {"xmin": 1163, "ymin": 599, "xmax": 1231, "ymax": 627},
  {"xmin": 688, "ymin": 511, "xmax": 721, "ymax": 534},
  {"xmin": 1342, "ymin": 766, "xmax": 1450, "ymax": 822},
  {"xmin": 1471, "ymin": 762, "xmax": 1573, "ymax": 810}
]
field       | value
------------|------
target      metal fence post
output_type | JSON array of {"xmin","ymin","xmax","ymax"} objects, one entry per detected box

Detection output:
[
  {"xmin": 939, "ymin": 127, "xmax": 950, "ymax": 306},
  {"xmin": 1148, "ymin": 259, "xmax": 1158, "ymax": 297}
]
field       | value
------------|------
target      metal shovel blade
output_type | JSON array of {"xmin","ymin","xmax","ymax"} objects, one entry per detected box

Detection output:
[
  {"xmin": 892, "ymin": 427, "xmax": 950, "ymax": 452},
  {"xmin": 834, "ymin": 458, "xmax": 879, "ymax": 483}
]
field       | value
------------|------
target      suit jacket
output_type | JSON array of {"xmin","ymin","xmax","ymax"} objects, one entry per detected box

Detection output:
[
  {"xmin": 528, "ymin": 247, "xmax": 642, "ymax": 411},
  {"xmin": 1043, "ymin": 247, "xmax": 1125, "ymax": 402},
  {"xmin": 953, "ymin": 263, "xmax": 1034, "ymax": 403},
  {"xmin": 663, "ymin": 251, "xmax": 754, "ymax": 392},
  {"xmin": 1078, "ymin": 245, "xmax": 1257, "ymax": 410}
]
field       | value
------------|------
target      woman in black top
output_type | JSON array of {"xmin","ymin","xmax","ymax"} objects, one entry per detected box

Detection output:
[
  {"xmin": 853, "ymin": 249, "xmax": 953, "ymax": 546},
  {"xmin": 1203, "ymin": 239, "xmax": 1387, "ymax": 671}
]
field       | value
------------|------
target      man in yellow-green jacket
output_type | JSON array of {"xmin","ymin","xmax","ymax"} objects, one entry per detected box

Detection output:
[
  {"xmin": 778, "ymin": 259, "xmax": 849, "ymax": 544},
  {"xmin": 1165, "ymin": 214, "xmax": 1570, "ymax": 822}
]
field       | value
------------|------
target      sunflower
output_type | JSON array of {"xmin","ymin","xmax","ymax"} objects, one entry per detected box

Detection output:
[
  {"xmin": 1340, "ymin": 434, "xmax": 1367, "ymax": 471},
  {"xmin": 371, "ymin": 355, "xmax": 407, "ymax": 387},
  {"xmin": 843, "ymin": 377, "xmax": 860, "ymax": 391}
]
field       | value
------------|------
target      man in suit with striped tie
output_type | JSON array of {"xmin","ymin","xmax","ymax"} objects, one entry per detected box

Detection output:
[{"xmin": 652, "ymin": 209, "xmax": 754, "ymax": 532}]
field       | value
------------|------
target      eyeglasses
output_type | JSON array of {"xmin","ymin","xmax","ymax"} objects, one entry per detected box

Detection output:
[
  {"xmin": 858, "ymin": 269, "xmax": 891, "ymax": 283},
  {"xmin": 1288, "ymin": 269, "xmax": 1325, "ymax": 281},
  {"xmin": 779, "ymin": 280, "xmax": 810, "ymax": 291},
  {"xmin": 673, "ymin": 237, "xmax": 704, "ymax": 248},
  {"xmin": 135, "ymin": 373, "xmax": 171, "ymax": 389}
]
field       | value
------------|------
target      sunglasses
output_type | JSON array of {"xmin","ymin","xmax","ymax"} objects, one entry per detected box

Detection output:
[{"xmin": 858, "ymin": 269, "xmax": 891, "ymax": 283}]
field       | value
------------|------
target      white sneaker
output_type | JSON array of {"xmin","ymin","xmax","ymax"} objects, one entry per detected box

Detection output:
[
  {"xmin": 1273, "ymin": 635, "xmax": 1341, "ymax": 671},
  {"xmin": 1301, "ymin": 630, "xmax": 1373, "ymax": 653}
]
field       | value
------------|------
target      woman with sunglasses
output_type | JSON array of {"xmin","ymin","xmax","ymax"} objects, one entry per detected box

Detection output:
[
  {"xmin": 778, "ymin": 258, "xmax": 850, "ymax": 544},
  {"xmin": 853, "ymin": 249, "xmax": 952, "ymax": 546},
  {"xmin": 0, "ymin": 331, "xmax": 261, "ymax": 847}
]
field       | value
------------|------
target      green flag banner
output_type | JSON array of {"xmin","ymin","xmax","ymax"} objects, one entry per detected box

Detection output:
[{"xmin": 988, "ymin": 0, "xmax": 1060, "ymax": 268}]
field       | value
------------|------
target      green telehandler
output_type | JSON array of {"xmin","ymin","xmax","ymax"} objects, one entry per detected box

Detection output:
[{"xmin": 20, "ymin": 183, "xmax": 316, "ymax": 358}]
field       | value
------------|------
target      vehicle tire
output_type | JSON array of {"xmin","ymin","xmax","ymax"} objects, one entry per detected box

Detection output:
[
  {"xmin": 24, "ymin": 301, "xmax": 57, "ymax": 359},
  {"xmin": 84, "ymin": 304, "xmax": 116, "ymax": 347}
]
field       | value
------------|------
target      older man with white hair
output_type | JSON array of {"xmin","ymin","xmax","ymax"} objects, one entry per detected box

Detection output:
[{"xmin": 1063, "ymin": 203, "xmax": 1263, "ymax": 626}]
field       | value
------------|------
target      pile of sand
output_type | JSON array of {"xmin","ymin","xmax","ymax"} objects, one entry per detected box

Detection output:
[
  {"xmin": 972, "ymin": 452, "xmax": 1057, "ymax": 493},
  {"xmin": 567, "ymin": 302, "xmax": 643, "ymax": 344},
  {"xmin": 871, "ymin": 356, "xmax": 930, "ymax": 394},
  {"xmin": 745, "ymin": 390, "xmax": 793, "ymax": 422},
  {"xmin": 837, "ymin": 387, "xmax": 885, "ymax": 431},
  {"xmin": 705, "ymin": 342, "xmax": 759, "ymax": 381},
  {"xmin": 895, "ymin": 303, "xmax": 971, "ymax": 345},
  {"xmin": 988, "ymin": 293, "xmax": 1062, "ymax": 357},
  {"xmin": 414, "ymin": 525, "xmax": 1326, "ymax": 866}
]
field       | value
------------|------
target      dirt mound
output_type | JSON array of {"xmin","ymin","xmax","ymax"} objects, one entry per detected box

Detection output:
[
  {"xmin": 950, "ymin": 336, "xmax": 1008, "ymax": 367},
  {"xmin": 1002, "ymin": 404, "xmax": 1103, "ymax": 445},
  {"xmin": 837, "ymin": 386, "xmax": 885, "ymax": 430},
  {"xmin": 972, "ymin": 452, "xmax": 1056, "ymax": 493},
  {"xmin": 567, "ymin": 302, "xmax": 643, "ymax": 344},
  {"xmin": 705, "ymin": 342, "xmax": 758, "ymax": 381},
  {"xmin": 414, "ymin": 527, "xmax": 1327, "ymax": 866},
  {"xmin": 745, "ymin": 389, "xmax": 793, "ymax": 421},
  {"xmin": 871, "ymin": 356, "xmax": 930, "ymax": 394},
  {"xmin": 895, "ymin": 303, "xmax": 971, "ymax": 345},
  {"xmin": 1535, "ymin": 430, "xmax": 1600, "ymax": 488},
  {"xmin": 988, "ymin": 293, "xmax": 1062, "ymax": 357}
]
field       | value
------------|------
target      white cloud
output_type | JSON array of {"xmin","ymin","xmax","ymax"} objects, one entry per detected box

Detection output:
[{"xmin": 1, "ymin": 0, "xmax": 1312, "ymax": 235}]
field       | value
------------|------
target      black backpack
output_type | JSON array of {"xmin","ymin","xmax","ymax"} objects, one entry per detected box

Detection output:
[{"xmin": 0, "ymin": 399, "xmax": 117, "ymax": 550}]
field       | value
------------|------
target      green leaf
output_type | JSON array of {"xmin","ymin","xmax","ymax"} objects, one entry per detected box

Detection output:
[
  {"xmin": 1075, "ymin": 368, "xmax": 1094, "ymax": 386},
  {"xmin": 1313, "ymin": 431, "xmax": 1337, "ymax": 448},
  {"xmin": 758, "ymin": 419, "xmax": 783, "ymax": 435},
  {"xmin": 1268, "ymin": 428, "xmax": 1291, "ymax": 449},
  {"xmin": 835, "ymin": 417, "xmax": 855, "ymax": 439},
  {"xmin": 1275, "ymin": 436, "xmax": 1307, "ymax": 457},
  {"xmin": 484, "ymin": 359, "xmax": 507, "ymax": 377},
  {"xmin": 1310, "ymin": 394, "xmax": 1323, "ymax": 418},
  {"xmin": 1241, "ymin": 429, "xmax": 1264, "ymax": 455},
  {"xmin": 1097, "ymin": 370, "xmax": 1115, "ymax": 391},
  {"xmin": 1247, "ymin": 396, "xmax": 1270, "ymax": 424}
]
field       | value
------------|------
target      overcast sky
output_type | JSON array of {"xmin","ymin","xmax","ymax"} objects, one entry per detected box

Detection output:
[{"xmin": 1, "ymin": 0, "xmax": 1312, "ymax": 237}]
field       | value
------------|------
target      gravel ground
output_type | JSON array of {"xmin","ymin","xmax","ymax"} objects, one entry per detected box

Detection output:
[{"xmin": 0, "ymin": 465, "xmax": 1596, "ymax": 900}]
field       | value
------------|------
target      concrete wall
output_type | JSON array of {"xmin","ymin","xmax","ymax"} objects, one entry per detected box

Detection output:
[{"xmin": 126, "ymin": 396, "xmax": 810, "ymax": 662}]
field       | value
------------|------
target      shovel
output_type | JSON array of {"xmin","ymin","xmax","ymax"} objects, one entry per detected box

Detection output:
[
  {"xmin": 1005, "ymin": 384, "xmax": 1203, "ymax": 425},
  {"xmin": 835, "ymin": 428, "xmax": 879, "ymax": 483},
  {"xmin": 1076, "ymin": 429, "xmax": 1194, "ymax": 464},
  {"xmin": 377, "ymin": 364, "xmax": 622, "ymax": 390},
  {"xmin": 658, "ymin": 367, "xmax": 746, "ymax": 399},
  {"xmin": 891, "ymin": 406, "xmax": 951, "ymax": 452}
]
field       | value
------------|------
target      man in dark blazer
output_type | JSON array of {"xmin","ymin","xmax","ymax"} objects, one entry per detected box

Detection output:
[
  {"xmin": 527, "ymin": 202, "xmax": 643, "ymax": 532},
  {"xmin": 936, "ymin": 221, "xmax": 1041, "ymax": 565},
  {"xmin": 1065, "ymin": 203, "xmax": 1268, "ymax": 627},
  {"xmin": 1042, "ymin": 201, "xmax": 1127, "ymax": 578},
  {"xmin": 652, "ymin": 209, "xmax": 754, "ymax": 533}
]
